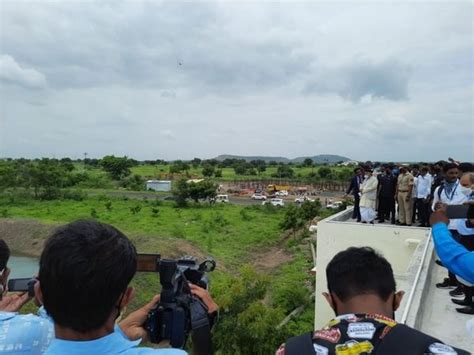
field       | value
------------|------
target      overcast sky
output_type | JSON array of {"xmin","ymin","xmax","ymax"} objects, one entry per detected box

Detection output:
[{"xmin": 0, "ymin": 0, "xmax": 472, "ymax": 162}]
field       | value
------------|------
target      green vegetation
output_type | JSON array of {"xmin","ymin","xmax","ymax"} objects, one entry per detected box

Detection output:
[{"xmin": 0, "ymin": 157, "xmax": 347, "ymax": 353}]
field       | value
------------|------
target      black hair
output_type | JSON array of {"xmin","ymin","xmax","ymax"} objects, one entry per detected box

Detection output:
[
  {"xmin": 326, "ymin": 247, "xmax": 396, "ymax": 302},
  {"xmin": 458, "ymin": 162, "xmax": 473, "ymax": 173},
  {"xmin": 443, "ymin": 163, "xmax": 459, "ymax": 173},
  {"xmin": 39, "ymin": 220, "xmax": 137, "ymax": 333},
  {"xmin": 0, "ymin": 240, "xmax": 10, "ymax": 272},
  {"xmin": 354, "ymin": 168, "xmax": 361, "ymax": 173}
]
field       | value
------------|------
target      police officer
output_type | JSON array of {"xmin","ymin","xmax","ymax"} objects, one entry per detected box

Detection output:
[
  {"xmin": 396, "ymin": 166, "xmax": 415, "ymax": 226},
  {"xmin": 377, "ymin": 165, "xmax": 397, "ymax": 224}
]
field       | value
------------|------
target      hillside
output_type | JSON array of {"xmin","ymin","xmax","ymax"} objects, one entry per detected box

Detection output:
[{"xmin": 215, "ymin": 154, "xmax": 351, "ymax": 164}]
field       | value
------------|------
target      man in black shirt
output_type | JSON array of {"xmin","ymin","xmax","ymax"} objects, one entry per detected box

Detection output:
[
  {"xmin": 277, "ymin": 247, "xmax": 469, "ymax": 355},
  {"xmin": 377, "ymin": 166, "xmax": 397, "ymax": 224},
  {"xmin": 346, "ymin": 168, "xmax": 364, "ymax": 222}
]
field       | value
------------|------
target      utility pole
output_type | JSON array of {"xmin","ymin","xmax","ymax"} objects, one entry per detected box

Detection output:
[{"xmin": 83, "ymin": 152, "xmax": 88, "ymax": 171}]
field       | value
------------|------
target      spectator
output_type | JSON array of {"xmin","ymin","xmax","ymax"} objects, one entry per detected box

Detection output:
[
  {"xmin": 411, "ymin": 165, "xmax": 420, "ymax": 223},
  {"xmin": 377, "ymin": 165, "xmax": 397, "ymax": 224},
  {"xmin": 359, "ymin": 168, "xmax": 378, "ymax": 224},
  {"xmin": 0, "ymin": 239, "xmax": 54, "ymax": 354},
  {"xmin": 395, "ymin": 166, "xmax": 415, "ymax": 226},
  {"xmin": 276, "ymin": 247, "xmax": 469, "ymax": 354},
  {"xmin": 345, "ymin": 168, "xmax": 363, "ymax": 222},
  {"xmin": 431, "ymin": 163, "xmax": 467, "ymax": 292},
  {"xmin": 414, "ymin": 167, "xmax": 433, "ymax": 227},
  {"xmin": 37, "ymin": 220, "xmax": 217, "ymax": 354}
]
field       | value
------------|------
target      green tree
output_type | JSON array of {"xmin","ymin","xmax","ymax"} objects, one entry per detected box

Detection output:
[
  {"xmin": 318, "ymin": 166, "xmax": 332, "ymax": 179},
  {"xmin": 212, "ymin": 266, "xmax": 286, "ymax": 354},
  {"xmin": 100, "ymin": 156, "xmax": 133, "ymax": 180},
  {"xmin": 187, "ymin": 180, "xmax": 217, "ymax": 203},
  {"xmin": 302, "ymin": 158, "xmax": 314, "ymax": 167},
  {"xmin": 202, "ymin": 164, "xmax": 215, "ymax": 177},
  {"xmin": 273, "ymin": 165, "xmax": 294, "ymax": 179}
]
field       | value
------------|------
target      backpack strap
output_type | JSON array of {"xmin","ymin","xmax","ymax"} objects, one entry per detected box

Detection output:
[
  {"xmin": 376, "ymin": 324, "xmax": 470, "ymax": 355},
  {"xmin": 284, "ymin": 332, "xmax": 316, "ymax": 355}
]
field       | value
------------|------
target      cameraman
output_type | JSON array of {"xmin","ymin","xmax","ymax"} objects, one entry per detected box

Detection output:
[
  {"xmin": 36, "ymin": 220, "xmax": 217, "ymax": 354},
  {"xmin": 0, "ymin": 239, "xmax": 54, "ymax": 354}
]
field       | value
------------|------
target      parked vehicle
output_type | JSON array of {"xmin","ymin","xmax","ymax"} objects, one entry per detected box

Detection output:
[
  {"xmin": 263, "ymin": 198, "xmax": 285, "ymax": 207},
  {"xmin": 252, "ymin": 193, "xmax": 267, "ymax": 200},
  {"xmin": 275, "ymin": 190, "xmax": 288, "ymax": 197},
  {"xmin": 294, "ymin": 196, "xmax": 315, "ymax": 203},
  {"xmin": 327, "ymin": 201, "xmax": 344, "ymax": 209},
  {"xmin": 215, "ymin": 194, "xmax": 229, "ymax": 203}
]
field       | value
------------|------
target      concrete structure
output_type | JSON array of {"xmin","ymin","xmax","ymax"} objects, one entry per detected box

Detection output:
[
  {"xmin": 314, "ymin": 208, "xmax": 473, "ymax": 350},
  {"xmin": 146, "ymin": 180, "xmax": 172, "ymax": 192}
]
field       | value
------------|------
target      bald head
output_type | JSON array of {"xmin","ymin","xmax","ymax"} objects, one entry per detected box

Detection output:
[{"xmin": 460, "ymin": 172, "xmax": 474, "ymax": 187}]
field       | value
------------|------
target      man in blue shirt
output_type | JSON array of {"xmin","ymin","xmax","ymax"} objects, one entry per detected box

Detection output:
[
  {"xmin": 0, "ymin": 239, "xmax": 55, "ymax": 354},
  {"xmin": 35, "ymin": 220, "xmax": 217, "ymax": 354}
]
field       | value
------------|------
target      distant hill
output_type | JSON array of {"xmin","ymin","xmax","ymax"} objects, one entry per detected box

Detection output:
[{"xmin": 214, "ymin": 154, "xmax": 351, "ymax": 164}]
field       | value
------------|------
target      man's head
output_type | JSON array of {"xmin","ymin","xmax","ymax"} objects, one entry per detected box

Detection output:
[
  {"xmin": 38, "ymin": 220, "xmax": 137, "ymax": 333},
  {"xmin": 384, "ymin": 166, "xmax": 392, "ymax": 175},
  {"xmin": 420, "ymin": 166, "xmax": 429, "ymax": 176},
  {"xmin": 443, "ymin": 163, "xmax": 459, "ymax": 182},
  {"xmin": 0, "ymin": 239, "xmax": 10, "ymax": 291},
  {"xmin": 323, "ymin": 247, "xmax": 403, "ymax": 317},
  {"xmin": 460, "ymin": 172, "xmax": 474, "ymax": 194},
  {"xmin": 354, "ymin": 168, "xmax": 362, "ymax": 176},
  {"xmin": 0, "ymin": 239, "xmax": 10, "ymax": 273},
  {"xmin": 399, "ymin": 166, "xmax": 407, "ymax": 174}
]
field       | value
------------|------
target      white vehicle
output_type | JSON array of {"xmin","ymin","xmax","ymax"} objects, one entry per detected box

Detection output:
[
  {"xmin": 263, "ymin": 198, "xmax": 285, "ymax": 207},
  {"xmin": 275, "ymin": 190, "xmax": 288, "ymax": 197},
  {"xmin": 294, "ymin": 196, "xmax": 315, "ymax": 203},
  {"xmin": 252, "ymin": 193, "xmax": 267, "ymax": 200},
  {"xmin": 215, "ymin": 194, "xmax": 229, "ymax": 203},
  {"xmin": 327, "ymin": 201, "xmax": 344, "ymax": 209}
]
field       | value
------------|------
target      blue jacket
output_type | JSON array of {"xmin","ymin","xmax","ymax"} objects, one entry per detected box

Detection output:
[{"xmin": 432, "ymin": 223, "xmax": 474, "ymax": 284}]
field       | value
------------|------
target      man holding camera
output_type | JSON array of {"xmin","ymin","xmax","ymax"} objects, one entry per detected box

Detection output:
[
  {"xmin": 35, "ymin": 220, "xmax": 217, "ymax": 354},
  {"xmin": 0, "ymin": 239, "xmax": 54, "ymax": 354}
]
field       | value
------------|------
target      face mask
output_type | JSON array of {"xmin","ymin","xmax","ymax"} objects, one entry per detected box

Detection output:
[
  {"xmin": 460, "ymin": 185, "xmax": 473, "ymax": 197},
  {"xmin": 364, "ymin": 174, "xmax": 369, "ymax": 179}
]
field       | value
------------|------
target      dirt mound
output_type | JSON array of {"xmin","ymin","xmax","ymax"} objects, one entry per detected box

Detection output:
[
  {"xmin": 0, "ymin": 219, "xmax": 211, "ymax": 268},
  {"xmin": 253, "ymin": 246, "xmax": 293, "ymax": 270},
  {"xmin": 0, "ymin": 218, "xmax": 59, "ymax": 256}
]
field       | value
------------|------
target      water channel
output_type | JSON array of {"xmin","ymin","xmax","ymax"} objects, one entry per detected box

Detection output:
[{"xmin": 8, "ymin": 255, "xmax": 38, "ymax": 278}]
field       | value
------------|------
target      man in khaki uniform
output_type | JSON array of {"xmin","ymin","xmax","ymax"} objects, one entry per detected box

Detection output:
[{"xmin": 396, "ymin": 166, "xmax": 415, "ymax": 226}]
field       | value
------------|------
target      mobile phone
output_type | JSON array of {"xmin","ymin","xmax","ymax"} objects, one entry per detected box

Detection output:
[
  {"xmin": 446, "ymin": 205, "xmax": 469, "ymax": 219},
  {"xmin": 136, "ymin": 253, "xmax": 161, "ymax": 272},
  {"xmin": 7, "ymin": 278, "xmax": 36, "ymax": 297}
]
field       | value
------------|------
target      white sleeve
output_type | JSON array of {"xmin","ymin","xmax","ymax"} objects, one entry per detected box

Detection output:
[{"xmin": 432, "ymin": 186, "xmax": 440, "ymax": 211}]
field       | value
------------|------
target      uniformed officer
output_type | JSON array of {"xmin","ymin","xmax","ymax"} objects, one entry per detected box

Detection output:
[{"xmin": 396, "ymin": 166, "xmax": 415, "ymax": 226}]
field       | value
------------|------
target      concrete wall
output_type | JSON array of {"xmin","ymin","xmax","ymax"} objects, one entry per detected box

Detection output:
[{"xmin": 314, "ymin": 209, "xmax": 431, "ymax": 329}]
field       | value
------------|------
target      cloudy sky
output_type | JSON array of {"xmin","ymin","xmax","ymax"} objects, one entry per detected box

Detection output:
[{"xmin": 0, "ymin": 0, "xmax": 472, "ymax": 161}]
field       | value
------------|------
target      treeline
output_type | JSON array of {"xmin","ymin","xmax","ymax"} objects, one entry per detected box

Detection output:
[{"xmin": 0, "ymin": 156, "xmax": 144, "ymax": 199}]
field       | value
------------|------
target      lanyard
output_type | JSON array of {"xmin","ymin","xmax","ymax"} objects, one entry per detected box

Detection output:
[{"xmin": 444, "ymin": 181, "xmax": 459, "ymax": 201}]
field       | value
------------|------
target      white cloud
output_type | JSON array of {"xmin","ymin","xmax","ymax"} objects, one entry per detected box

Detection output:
[{"xmin": 0, "ymin": 54, "xmax": 47, "ymax": 89}]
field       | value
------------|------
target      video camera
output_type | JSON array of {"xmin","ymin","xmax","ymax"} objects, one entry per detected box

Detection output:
[{"xmin": 137, "ymin": 254, "xmax": 216, "ymax": 350}]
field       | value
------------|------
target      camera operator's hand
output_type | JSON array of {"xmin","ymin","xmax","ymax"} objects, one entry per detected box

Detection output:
[
  {"xmin": 430, "ymin": 209, "xmax": 449, "ymax": 227},
  {"xmin": 0, "ymin": 292, "xmax": 31, "ymax": 312},
  {"xmin": 119, "ymin": 294, "xmax": 160, "ymax": 341},
  {"xmin": 189, "ymin": 284, "xmax": 218, "ymax": 314}
]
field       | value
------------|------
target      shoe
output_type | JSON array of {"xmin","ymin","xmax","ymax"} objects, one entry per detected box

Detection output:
[
  {"xmin": 456, "ymin": 305, "xmax": 474, "ymax": 315},
  {"xmin": 370, "ymin": 221, "xmax": 374, "ymax": 224},
  {"xmin": 449, "ymin": 286, "xmax": 464, "ymax": 298},
  {"xmin": 451, "ymin": 298, "xmax": 472, "ymax": 306},
  {"xmin": 391, "ymin": 220, "xmax": 396, "ymax": 225},
  {"xmin": 378, "ymin": 220, "xmax": 385, "ymax": 223},
  {"xmin": 357, "ymin": 219, "xmax": 361, "ymax": 222},
  {"xmin": 435, "ymin": 260, "xmax": 444, "ymax": 267},
  {"xmin": 436, "ymin": 278, "xmax": 457, "ymax": 289}
]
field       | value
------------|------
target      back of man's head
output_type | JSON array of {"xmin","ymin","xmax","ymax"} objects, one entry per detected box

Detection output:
[
  {"xmin": 0, "ymin": 239, "xmax": 10, "ymax": 272},
  {"xmin": 39, "ymin": 220, "xmax": 137, "ymax": 333},
  {"xmin": 326, "ymin": 247, "xmax": 396, "ymax": 302}
]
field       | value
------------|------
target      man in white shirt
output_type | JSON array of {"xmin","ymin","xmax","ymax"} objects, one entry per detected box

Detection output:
[
  {"xmin": 415, "ymin": 166, "xmax": 432, "ymax": 227},
  {"xmin": 431, "ymin": 163, "xmax": 467, "ymax": 292}
]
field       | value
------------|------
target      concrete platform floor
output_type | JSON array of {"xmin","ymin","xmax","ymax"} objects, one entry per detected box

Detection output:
[{"xmin": 418, "ymin": 262, "xmax": 474, "ymax": 351}]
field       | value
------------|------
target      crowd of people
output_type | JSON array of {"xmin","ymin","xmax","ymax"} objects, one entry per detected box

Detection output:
[{"xmin": 0, "ymin": 159, "xmax": 472, "ymax": 354}]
